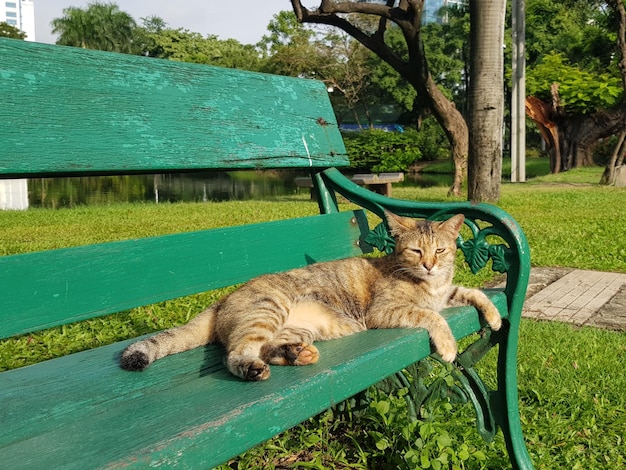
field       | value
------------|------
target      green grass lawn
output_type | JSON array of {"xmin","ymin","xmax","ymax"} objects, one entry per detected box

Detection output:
[{"xmin": 1, "ymin": 165, "xmax": 625, "ymax": 469}]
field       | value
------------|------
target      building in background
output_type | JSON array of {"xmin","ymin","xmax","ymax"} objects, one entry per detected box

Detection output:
[
  {"xmin": 2, "ymin": 0, "xmax": 35, "ymax": 41},
  {"xmin": 423, "ymin": 0, "xmax": 466, "ymax": 24}
]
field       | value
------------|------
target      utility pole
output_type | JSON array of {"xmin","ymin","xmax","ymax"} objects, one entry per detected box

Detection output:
[{"xmin": 511, "ymin": 0, "xmax": 526, "ymax": 182}]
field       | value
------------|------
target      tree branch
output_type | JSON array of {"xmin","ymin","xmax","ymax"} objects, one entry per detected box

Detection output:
[{"xmin": 291, "ymin": 0, "xmax": 416, "ymax": 80}]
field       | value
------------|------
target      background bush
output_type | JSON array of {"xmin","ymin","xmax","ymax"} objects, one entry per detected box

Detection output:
[
  {"xmin": 343, "ymin": 129, "xmax": 422, "ymax": 172},
  {"xmin": 342, "ymin": 120, "xmax": 449, "ymax": 173}
]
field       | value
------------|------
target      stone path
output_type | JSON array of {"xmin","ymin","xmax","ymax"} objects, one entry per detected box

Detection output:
[{"xmin": 522, "ymin": 268, "xmax": 626, "ymax": 330}]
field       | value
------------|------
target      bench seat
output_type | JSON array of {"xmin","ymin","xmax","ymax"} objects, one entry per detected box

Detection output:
[{"xmin": 0, "ymin": 291, "xmax": 507, "ymax": 469}]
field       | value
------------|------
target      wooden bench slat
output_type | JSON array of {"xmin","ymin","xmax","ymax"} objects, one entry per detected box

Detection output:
[
  {"xmin": 0, "ymin": 291, "xmax": 507, "ymax": 469},
  {"xmin": 0, "ymin": 38, "xmax": 348, "ymax": 177},
  {"xmin": 0, "ymin": 211, "xmax": 370, "ymax": 339}
]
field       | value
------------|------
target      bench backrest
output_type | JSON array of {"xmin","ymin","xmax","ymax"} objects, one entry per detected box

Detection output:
[
  {"xmin": 0, "ymin": 39, "xmax": 367, "ymax": 340},
  {"xmin": 0, "ymin": 38, "xmax": 348, "ymax": 177},
  {"xmin": 0, "ymin": 210, "xmax": 371, "ymax": 340}
]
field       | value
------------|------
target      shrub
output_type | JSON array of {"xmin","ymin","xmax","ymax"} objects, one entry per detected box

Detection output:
[
  {"xmin": 342, "ymin": 129, "xmax": 422, "ymax": 172},
  {"xmin": 412, "ymin": 118, "xmax": 450, "ymax": 161}
]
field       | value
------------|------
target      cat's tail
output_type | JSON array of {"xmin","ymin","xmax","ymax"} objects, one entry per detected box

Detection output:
[{"xmin": 120, "ymin": 305, "xmax": 218, "ymax": 371}]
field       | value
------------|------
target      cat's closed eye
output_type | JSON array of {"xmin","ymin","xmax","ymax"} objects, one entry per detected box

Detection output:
[{"xmin": 436, "ymin": 248, "xmax": 446, "ymax": 254}]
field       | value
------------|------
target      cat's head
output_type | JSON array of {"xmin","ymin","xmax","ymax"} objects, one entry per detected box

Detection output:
[{"xmin": 384, "ymin": 211, "xmax": 464, "ymax": 280}]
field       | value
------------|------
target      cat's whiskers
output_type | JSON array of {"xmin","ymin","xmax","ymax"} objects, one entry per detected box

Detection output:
[{"xmin": 390, "ymin": 264, "xmax": 427, "ymax": 282}]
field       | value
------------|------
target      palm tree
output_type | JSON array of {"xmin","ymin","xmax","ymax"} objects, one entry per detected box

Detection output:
[{"xmin": 52, "ymin": 2, "xmax": 137, "ymax": 53}]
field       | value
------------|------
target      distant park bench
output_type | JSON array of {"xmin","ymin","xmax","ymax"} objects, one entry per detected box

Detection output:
[
  {"xmin": 352, "ymin": 172, "xmax": 405, "ymax": 196},
  {"xmin": 0, "ymin": 37, "xmax": 534, "ymax": 469},
  {"xmin": 296, "ymin": 172, "xmax": 404, "ymax": 197}
]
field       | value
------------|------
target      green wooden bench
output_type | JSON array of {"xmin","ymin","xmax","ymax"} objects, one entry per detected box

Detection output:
[{"xmin": 0, "ymin": 38, "xmax": 534, "ymax": 469}]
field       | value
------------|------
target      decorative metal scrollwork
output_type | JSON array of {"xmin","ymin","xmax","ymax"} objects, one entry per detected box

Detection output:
[
  {"xmin": 364, "ymin": 222, "xmax": 396, "ymax": 254},
  {"xmin": 378, "ymin": 330, "xmax": 501, "ymax": 443},
  {"xmin": 456, "ymin": 218, "xmax": 513, "ymax": 274}
]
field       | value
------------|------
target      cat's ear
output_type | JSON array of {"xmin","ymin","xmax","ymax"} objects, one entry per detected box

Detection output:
[
  {"xmin": 384, "ymin": 210, "xmax": 415, "ymax": 236},
  {"xmin": 438, "ymin": 214, "xmax": 465, "ymax": 235}
]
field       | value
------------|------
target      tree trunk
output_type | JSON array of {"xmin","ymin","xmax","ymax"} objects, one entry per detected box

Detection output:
[
  {"xmin": 467, "ymin": 0, "xmax": 505, "ymax": 203},
  {"xmin": 526, "ymin": 92, "xmax": 626, "ymax": 173},
  {"xmin": 560, "ymin": 108, "xmax": 626, "ymax": 171},
  {"xmin": 600, "ymin": 129, "xmax": 626, "ymax": 185},
  {"xmin": 525, "ymin": 96, "xmax": 560, "ymax": 173},
  {"xmin": 604, "ymin": 0, "xmax": 626, "ymax": 184},
  {"xmin": 413, "ymin": 67, "xmax": 467, "ymax": 197}
]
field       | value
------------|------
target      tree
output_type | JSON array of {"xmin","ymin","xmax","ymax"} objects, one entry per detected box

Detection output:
[
  {"xmin": 139, "ymin": 26, "xmax": 264, "ymax": 70},
  {"xmin": 259, "ymin": 11, "xmax": 329, "ymax": 78},
  {"xmin": 291, "ymin": 0, "xmax": 469, "ymax": 197},
  {"xmin": 523, "ymin": 0, "xmax": 626, "ymax": 175},
  {"xmin": 51, "ymin": 2, "xmax": 137, "ymax": 53},
  {"xmin": 260, "ymin": 12, "xmax": 389, "ymax": 129},
  {"xmin": 467, "ymin": 0, "xmax": 505, "ymax": 202},
  {"xmin": 526, "ymin": 53, "xmax": 624, "ymax": 172},
  {"xmin": 0, "ymin": 21, "xmax": 26, "ymax": 39}
]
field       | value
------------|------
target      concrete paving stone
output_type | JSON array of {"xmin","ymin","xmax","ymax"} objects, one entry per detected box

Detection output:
[{"xmin": 519, "ymin": 268, "xmax": 626, "ymax": 331}]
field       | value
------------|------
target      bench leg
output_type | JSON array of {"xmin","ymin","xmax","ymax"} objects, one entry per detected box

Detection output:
[
  {"xmin": 492, "ymin": 327, "xmax": 535, "ymax": 470},
  {"xmin": 450, "ymin": 326, "xmax": 534, "ymax": 470},
  {"xmin": 365, "ymin": 183, "xmax": 392, "ymax": 197}
]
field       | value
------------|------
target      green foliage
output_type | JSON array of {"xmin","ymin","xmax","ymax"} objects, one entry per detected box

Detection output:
[
  {"xmin": 369, "ymin": 27, "xmax": 415, "ymax": 113},
  {"xmin": 257, "ymin": 10, "xmax": 315, "ymax": 56},
  {"xmin": 413, "ymin": 118, "xmax": 450, "ymax": 161},
  {"xmin": 0, "ymin": 21, "xmax": 26, "ymax": 39},
  {"xmin": 422, "ymin": 5, "xmax": 469, "ymax": 108},
  {"xmin": 342, "ymin": 129, "xmax": 422, "ymax": 172},
  {"xmin": 51, "ymin": 2, "xmax": 137, "ymax": 53},
  {"xmin": 139, "ymin": 27, "xmax": 264, "ymax": 70},
  {"xmin": 524, "ymin": 0, "xmax": 615, "ymax": 70},
  {"xmin": 526, "ymin": 53, "xmax": 623, "ymax": 114}
]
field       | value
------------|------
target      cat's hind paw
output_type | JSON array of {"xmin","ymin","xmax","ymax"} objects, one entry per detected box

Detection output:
[
  {"xmin": 262, "ymin": 342, "xmax": 319, "ymax": 366},
  {"xmin": 120, "ymin": 345, "xmax": 152, "ymax": 371},
  {"xmin": 228, "ymin": 357, "xmax": 271, "ymax": 381},
  {"xmin": 292, "ymin": 343, "xmax": 319, "ymax": 366},
  {"xmin": 243, "ymin": 361, "xmax": 271, "ymax": 381}
]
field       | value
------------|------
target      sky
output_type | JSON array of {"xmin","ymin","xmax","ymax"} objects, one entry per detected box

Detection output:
[{"xmin": 34, "ymin": 0, "xmax": 298, "ymax": 45}]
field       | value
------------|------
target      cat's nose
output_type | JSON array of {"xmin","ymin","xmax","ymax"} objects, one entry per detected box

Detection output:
[{"xmin": 423, "ymin": 261, "xmax": 434, "ymax": 272}]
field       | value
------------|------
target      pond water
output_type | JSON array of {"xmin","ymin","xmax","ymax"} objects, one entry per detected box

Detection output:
[{"xmin": 24, "ymin": 170, "xmax": 452, "ymax": 209}]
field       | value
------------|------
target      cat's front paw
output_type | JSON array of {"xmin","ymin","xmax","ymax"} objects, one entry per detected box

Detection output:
[
  {"xmin": 436, "ymin": 340, "xmax": 458, "ymax": 363},
  {"xmin": 483, "ymin": 303, "xmax": 502, "ymax": 331},
  {"xmin": 429, "ymin": 323, "xmax": 457, "ymax": 363}
]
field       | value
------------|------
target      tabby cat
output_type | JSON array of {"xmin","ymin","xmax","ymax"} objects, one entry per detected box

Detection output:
[{"xmin": 120, "ymin": 212, "xmax": 501, "ymax": 381}]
